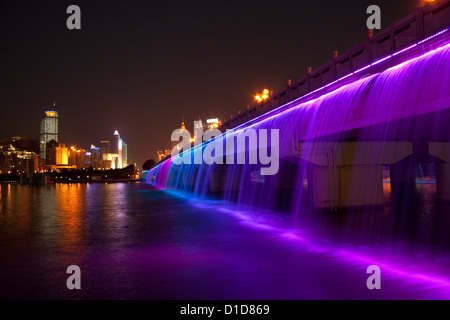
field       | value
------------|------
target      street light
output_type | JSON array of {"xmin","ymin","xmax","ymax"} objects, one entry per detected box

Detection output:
[
  {"xmin": 255, "ymin": 89, "xmax": 270, "ymax": 102},
  {"xmin": 417, "ymin": 0, "xmax": 438, "ymax": 7}
]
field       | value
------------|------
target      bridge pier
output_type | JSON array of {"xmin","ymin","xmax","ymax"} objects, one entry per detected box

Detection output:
[
  {"xmin": 429, "ymin": 142, "xmax": 450, "ymax": 203},
  {"xmin": 164, "ymin": 140, "xmax": 449, "ymax": 215},
  {"xmin": 389, "ymin": 156, "xmax": 419, "ymax": 219},
  {"xmin": 295, "ymin": 141, "xmax": 412, "ymax": 211},
  {"xmin": 309, "ymin": 164, "xmax": 384, "ymax": 211},
  {"xmin": 436, "ymin": 163, "xmax": 450, "ymax": 202}
]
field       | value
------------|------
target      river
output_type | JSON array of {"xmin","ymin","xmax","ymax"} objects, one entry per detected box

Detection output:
[{"xmin": 0, "ymin": 182, "xmax": 449, "ymax": 299}]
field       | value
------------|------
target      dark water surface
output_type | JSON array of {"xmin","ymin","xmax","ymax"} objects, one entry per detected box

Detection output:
[{"xmin": 0, "ymin": 182, "xmax": 449, "ymax": 299}]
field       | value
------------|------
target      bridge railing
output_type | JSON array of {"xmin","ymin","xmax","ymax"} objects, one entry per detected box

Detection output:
[{"xmin": 221, "ymin": 0, "xmax": 450, "ymax": 130}]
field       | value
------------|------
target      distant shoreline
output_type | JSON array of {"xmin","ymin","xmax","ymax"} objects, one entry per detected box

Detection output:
[
  {"xmin": 0, "ymin": 173, "xmax": 141, "ymax": 185},
  {"xmin": 52, "ymin": 178, "xmax": 140, "ymax": 184}
]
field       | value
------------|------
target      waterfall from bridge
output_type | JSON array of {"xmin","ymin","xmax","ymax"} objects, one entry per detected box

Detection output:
[{"xmin": 146, "ymin": 39, "xmax": 450, "ymax": 251}]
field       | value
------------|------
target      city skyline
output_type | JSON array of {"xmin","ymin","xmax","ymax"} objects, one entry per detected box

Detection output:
[
  {"xmin": 0, "ymin": 0, "xmax": 414, "ymax": 167},
  {"xmin": 1, "ymin": 0, "xmax": 449, "ymax": 303},
  {"xmin": 1, "ymin": 108, "xmax": 130, "ymax": 172}
]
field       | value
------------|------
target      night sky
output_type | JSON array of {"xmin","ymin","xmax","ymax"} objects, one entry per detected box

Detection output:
[{"xmin": 0, "ymin": 0, "xmax": 414, "ymax": 167}]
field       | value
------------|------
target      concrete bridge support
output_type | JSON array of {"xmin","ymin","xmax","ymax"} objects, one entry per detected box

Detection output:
[
  {"xmin": 436, "ymin": 164, "xmax": 450, "ymax": 202},
  {"xmin": 429, "ymin": 142, "xmax": 450, "ymax": 202},
  {"xmin": 295, "ymin": 141, "xmax": 413, "ymax": 210},
  {"xmin": 195, "ymin": 141, "xmax": 449, "ymax": 211}
]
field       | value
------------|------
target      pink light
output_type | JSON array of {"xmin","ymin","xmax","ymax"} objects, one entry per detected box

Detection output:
[
  {"xmin": 393, "ymin": 43, "xmax": 418, "ymax": 56},
  {"xmin": 233, "ymin": 27, "xmax": 450, "ymax": 130},
  {"xmin": 371, "ymin": 55, "xmax": 392, "ymax": 66},
  {"xmin": 148, "ymin": 27, "xmax": 450, "ymax": 176},
  {"xmin": 337, "ymin": 73, "xmax": 353, "ymax": 81},
  {"xmin": 238, "ymin": 40, "xmax": 450, "ymax": 132},
  {"xmin": 203, "ymin": 199, "xmax": 450, "ymax": 296},
  {"xmin": 322, "ymin": 79, "xmax": 339, "ymax": 89},
  {"xmin": 353, "ymin": 65, "xmax": 371, "ymax": 74},
  {"xmin": 418, "ymin": 28, "xmax": 449, "ymax": 45}
]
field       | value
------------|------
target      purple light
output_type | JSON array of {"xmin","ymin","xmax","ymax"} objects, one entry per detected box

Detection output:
[
  {"xmin": 214, "ymin": 202, "xmax": 450, "ymax": 297},
  {"xmin": 225, "ymin": 27, "xmax": 450, "ymax": 133},
  {"xmin": 353, "ymin": 64, "xmax": 371, "ymax": 74},
  {"xmin": 393, "ymin": 43, "xmax": 418, "ymax": 56},
  {"xmin": 322, "ymin": 79, "xmax": 339, "ymax": 89},
  {"xmin": 144, "ymin": 28, "xmax": 450, "ymax": 299},
  {"xmin": 148, "ymin": 27, "xmax": 450, "ymax": 183},
  {"xmin": 371, "ymin": 55, "xmax": 392, "ymax": 66},
  {"xmin": 151, "ymin": 27, "xmax": 450, "ymax": 171},
  {"xmin": 239, "ymin": 40, "xmax": 450, "ymax": 135},
  {"xmin": 418, "ymin": 28, "xmax": 449, "ymax": 45},
  {"xmin": 230, "ymin": 26, "xmax": 450, "ymax": 131}
]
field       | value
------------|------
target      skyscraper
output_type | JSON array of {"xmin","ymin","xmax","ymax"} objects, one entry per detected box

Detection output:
[
  {"xmin": 100, "ymin": 141, "xmax": 110, "ymax": 155},
  {"xmin": 113, "ymin": 130, "xmax": 127, "ymax": 169},
  {"xmin": 40, "ymin": 110, "xmax": 58, "ymax": 161},
  {"xmin": 89, "ymin": 145, "xmax": 101, "ymax": 169}
]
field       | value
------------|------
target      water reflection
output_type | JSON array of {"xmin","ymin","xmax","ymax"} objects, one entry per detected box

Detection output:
[
  {"xmin": 0, "ymin": 182, "xmax": 449, "ymax": 299},
  {"xmin": 56, "ymin": 184, "xmax": 84, "ymax": 253},
  {"xmin": 0, "ymin": 183, "xmax": 136, "ymax": 299}
]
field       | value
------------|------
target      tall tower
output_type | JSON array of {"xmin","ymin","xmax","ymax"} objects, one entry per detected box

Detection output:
[
  {"xmin": 40, "ymin": 110, "xmax": 59, "ymax": 160},
  {"xmin": 112, "ymin": 130, "xmax": 127, "ymax": 169},
  {"xmin": 113, "ymin": 130, "xmax": 120, "ymax": 154}
]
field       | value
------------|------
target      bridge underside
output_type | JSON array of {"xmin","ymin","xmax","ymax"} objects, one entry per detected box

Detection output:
[
  {"xmin": 208, "ymin": 43, "xmax": 450, "ymax": 211},
  {"xmin": 290, "ymin": 107, "xmax": 450, "ymax": 210}
]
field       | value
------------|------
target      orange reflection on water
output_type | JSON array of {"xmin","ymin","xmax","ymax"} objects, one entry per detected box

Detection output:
[
  {"xmin": 0, "ymin": 184, "xmax": 36, "ymax": 251},
  {"xmin": 55, "ymin": 183, "xmax": 84, "ymax": 250}
]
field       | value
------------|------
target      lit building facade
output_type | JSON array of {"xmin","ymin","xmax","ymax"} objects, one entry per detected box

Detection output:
[
  {"xmin": 157, "ymin": 150, "xmax": 172, "ymax": 162},
  {"xmin": 88, "ymin": 131, "xmax": 128, "ymax": 169},
  {"xmin": 55, "ymin": 144, "xmax": 69, "ymax": 165},
  {"xmin": 40, "ymin": 110, "xmax": 58, "ymax": 161},
  {"xmin": 111, "ymin": 130, "xmax": 128, "ymax": 169},
  {"xmin": 89, "ymin": 145, "xmax": 101, "ymax": 169},
  {"xmin": 100, "ymin": 141, "xmax": 110, "ymax": 155},
  {"xmin": 69, "ymin": 146, "xmax": 86, "ymax": 169},
  {"xmin": 206, "ymin": 118, "xmax": 221, "ymax": 130},
  {"xmin": 0, "ymin": 144, "xmax": 39, "ymax": 173},
  {"xmin": 84, "ymin": 151, "xmax": 92, "ymax": 168},
  {"xmin": 46, "ymin": 141, "xmax": 69, "ymax": 166}
]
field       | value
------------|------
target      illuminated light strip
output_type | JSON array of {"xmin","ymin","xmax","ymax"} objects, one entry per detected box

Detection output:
[
  {"xmin": 371, "ymin": 55, "xmax": 392, "ymax": 66},
  {"xmin": 337, "ymin": 73, "xmax": 353, "ymax": 81},
  {"xmin": 242, "ymin": 41, "xmax": 450, "ymax": 134},
  {"xmin": 230, "ymin": 26, "xmax": 450, "ymax": 130},
  {"xmin": 148, "ymin": 26, "xmax": 450, "ymax": 178},
  {"xmin": 320, "ymin": 79, "xmax": 339, "ymax": 91},
  {"xmin": 418, "ymin": 28, "xmax": 449, "ymax": 45},
  {"xmin": 353, "ymin": 64, "xmax": 371, "ymax": 74},
  {"xmin": 234, "ymin": 43, "xmax": 448, "ymax": 134},
  {"xmin": 392, "ymin": 43, "xmax": 418, "ymax": 56}
]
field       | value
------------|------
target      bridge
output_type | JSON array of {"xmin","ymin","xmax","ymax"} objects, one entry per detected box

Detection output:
[
  {"xmin": 222, "ymin": 1, "xmax": 450, "ymax": 129},
  {"xmin": 145, "ymin": 1, "xmax": 450, "ymax": 213}
]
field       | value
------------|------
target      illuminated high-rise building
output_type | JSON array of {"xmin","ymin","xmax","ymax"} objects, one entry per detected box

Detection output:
[
  {"xmin": 69, "ymin": 146, "xmax": 86, "ymax": 169},
  {"xmin": 113, "ymin": 130, "xmax": 128, "ymax": 169},
  {"xmin": 45, "ymin": 140, "xmax": 69, "ymax": 166},
  {"xmin": 100, "ymin": 130, "xmax": 128, "ymax": 169},
  {"xmin": 121, "ymin": 140, "xmax": 128, "ymax": 168},
  {"xmin": 113, "ymin": 130, "xmax": 120, "ymax": 153},
  {"xmin": 89, "ymin": 145, "xmax": 101, "ymax": 169},
  {"xmin": 40, "ymin": 110, "xmax": 58, "ymax": 161}
]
